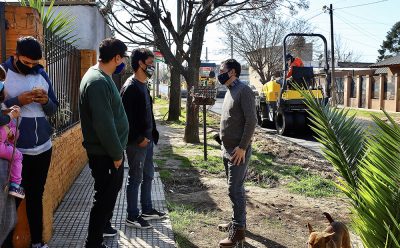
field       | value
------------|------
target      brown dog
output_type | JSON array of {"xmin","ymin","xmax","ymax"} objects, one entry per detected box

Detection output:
[{"xmin": 307, "ymin": 212, "xmax": 351, "ymax": 248}]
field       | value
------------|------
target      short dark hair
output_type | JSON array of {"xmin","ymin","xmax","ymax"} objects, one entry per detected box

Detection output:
[
  {"xmin": 130, "ymin": 48, "xmax": 154, "ymax": 72},
  {"xmin": 222, "ymin": 59, "xmax": 241, "ymax": 77},
  {"xmin": 16, "ymin": 36, "xmax": 42, "ymax": 60},
  {"xmin": 99, "ymin": 38, "xmax": 127, "ymax": 63}
]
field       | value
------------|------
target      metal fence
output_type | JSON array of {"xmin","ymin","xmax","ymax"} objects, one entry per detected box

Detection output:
[
  {"xmin": 0, "ymin": 2, "xmax": 6, "ymax": 63},
  {"xmin": 44, "ymin": 29, "xmax": 81, "ymax": 135}
]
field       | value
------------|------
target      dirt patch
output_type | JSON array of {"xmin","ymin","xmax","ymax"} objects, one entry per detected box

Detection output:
[{"xmin": 153, "ymin": 106, "xmax": 362, "ymax": 248}]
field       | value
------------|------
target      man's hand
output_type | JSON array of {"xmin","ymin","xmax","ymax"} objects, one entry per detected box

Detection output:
[
  {"xmin": 138, "ymin": 138, "xmax": 150, "ymax": 148},
  {"xmin": 17, "ymin": 91, "xmax": 36, "ymax": 106},
  {"xmin": 33, "ymin": 89, "xmax": 49, "ymax": 105},
  {"xmin": 230, "ymin": 146, "xmax": 246, "ymax": 166},
  {"xmin": 114, "ymin": 159, "xmax": 123, "ymax": 169}
]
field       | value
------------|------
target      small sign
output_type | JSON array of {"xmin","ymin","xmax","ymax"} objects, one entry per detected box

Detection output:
[{"xmin": 190, "ymin": 86, "xmax": 217, "ymax": 105}]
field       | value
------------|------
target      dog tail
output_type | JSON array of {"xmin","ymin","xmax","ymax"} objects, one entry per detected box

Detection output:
[{"xmin": 323, "ymin": 212, "xmax": 334, "ymax": 223}]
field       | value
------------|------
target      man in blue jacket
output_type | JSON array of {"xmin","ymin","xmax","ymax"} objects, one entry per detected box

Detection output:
[{"xmin": 1, "ymin": 36, "xmax": 59, "ymax": 248}]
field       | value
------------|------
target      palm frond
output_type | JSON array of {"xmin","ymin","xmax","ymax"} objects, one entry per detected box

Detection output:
[
  {"xmin": 18, "ymin": 0, "xmax": 77, "ymax": 44},
  {"xmin": 298, "ymin": 87, "xmax": 400, "ymax": 248}
]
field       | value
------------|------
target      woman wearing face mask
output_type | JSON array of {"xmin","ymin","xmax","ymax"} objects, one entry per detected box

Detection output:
[
  {"xmin": 120, "ymin": 48, "xmax": 165, "ymax": 230},
  {"xmin": 1, "ymin": 36, "xmax": 59, "ymax": 248}
]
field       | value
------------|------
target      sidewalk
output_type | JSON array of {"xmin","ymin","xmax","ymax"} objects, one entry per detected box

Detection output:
[{"xmin": 48, "ymin": 162, "xmax": 176, "ymax": 248}]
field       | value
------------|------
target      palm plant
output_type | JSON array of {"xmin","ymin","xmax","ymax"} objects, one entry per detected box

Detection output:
[
  {"xmin": 300, "ymin": 89, "xmax": 400, "ymax": 248},
  {"xmin": 19, "ymin": 0, "xmax": 77, "ymax": 43}
]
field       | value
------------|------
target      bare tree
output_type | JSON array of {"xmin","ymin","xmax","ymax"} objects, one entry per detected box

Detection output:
[
  {"xmin": 224, "ymin": 15, "xmax": 313, "ymax": 84},
  {"xmin": 334, "ymin": 34, "xmax": 361, "ymax": 62},
  {"xmin": 100, "ymin": 0, "xmax": 308, "ymax": 143}
]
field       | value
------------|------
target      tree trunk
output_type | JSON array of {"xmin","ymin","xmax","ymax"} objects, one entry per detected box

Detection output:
[
  {"xmin": 168, "ymin": 65, "xmax": 181, "ymax": 121},
  {"xmin": 184, "ymin": 75, "xmax": 200, "ymax": 143}
]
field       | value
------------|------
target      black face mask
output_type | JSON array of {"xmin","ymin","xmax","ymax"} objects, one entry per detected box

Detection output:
[
  {"xmin": 16, "ymin": 59, "xmax": 34, "ymax": 75},
  {"xmin": 218, "ymin": 71, "xmax": 231, "ymax": 85}
]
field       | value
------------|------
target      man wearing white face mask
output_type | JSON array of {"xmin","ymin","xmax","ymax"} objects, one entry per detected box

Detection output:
[{"xmin": 120, "ymin": 48, "xmax": 164, "ymax": 229}]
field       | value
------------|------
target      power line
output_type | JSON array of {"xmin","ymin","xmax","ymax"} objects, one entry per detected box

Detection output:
[
  {"xmin": 337, "ymin": 9, "xmax": 392, "ymax": 26},
  {"xmin": 335, "ymin": 12, "xmax": 381, "ymax": 43},
  {"xmin": 334, "ymin": 0, "xmax": 388, "ymax": 10},
  {"xmin": 305, "ymin": 12, "xmax": 323, "ymax": 21}
]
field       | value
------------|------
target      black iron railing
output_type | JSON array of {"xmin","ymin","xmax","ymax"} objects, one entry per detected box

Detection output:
[{"xmin": 44, "ymin": 29, "xmax": 81, "ymax": 136}]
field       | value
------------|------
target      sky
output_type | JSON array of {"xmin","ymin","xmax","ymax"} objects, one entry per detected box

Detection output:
[{"xmin": 202, "ymin": 0, "xmax": 399, "ymax": 63}]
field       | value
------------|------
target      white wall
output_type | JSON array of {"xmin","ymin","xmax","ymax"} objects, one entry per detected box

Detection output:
[{"xmin": 45, "ymin": 5, "xmax": 112, "ymax": 51}]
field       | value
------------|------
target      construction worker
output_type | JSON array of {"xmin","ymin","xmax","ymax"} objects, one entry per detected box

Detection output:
[{"xmin": 286, "ymin": 53, "xmax": 304, "ymax": 78}]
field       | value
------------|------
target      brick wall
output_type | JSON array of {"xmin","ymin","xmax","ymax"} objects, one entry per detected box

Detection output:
[
  {"xmin": 0, "ymin": 5, "xmax": 43, "ymax": 62},
  {"xmin": 42, "ymin": 124, "xmax": 88, "ymax": 242},
  {"xmin": 80, "ymin": 49, "xmax": 97, "ymax": 78}
]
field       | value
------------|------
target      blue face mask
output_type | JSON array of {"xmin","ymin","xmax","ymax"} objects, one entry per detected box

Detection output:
[{"xmin": 114, "ymin": 62, "xmax": 125, "ymax": 74}]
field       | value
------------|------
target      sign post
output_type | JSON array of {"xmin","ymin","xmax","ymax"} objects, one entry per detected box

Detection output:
[{"xmin": 190, "ymin": 86, "xmax": 217, "ymax": 161}]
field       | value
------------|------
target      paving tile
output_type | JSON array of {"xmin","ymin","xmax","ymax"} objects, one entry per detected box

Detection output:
[{"xmin": 49, "ymin": 164, "xmax": 176, "ymax": 248}]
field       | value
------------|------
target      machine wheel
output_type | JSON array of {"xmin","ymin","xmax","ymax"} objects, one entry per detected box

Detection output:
[
  {"xmin": 259, "ymin": 104, "xmax": 275, "ymax": 128},
  {"xmin": 293, "ymin": 112, "xmax": 307, "ymax": 131},
  {"xmin": 257, "ymin": 107, "xmax": 263, "ymax": 126},
  {"xmin": 275, "ymin": 111, "xmax": 294, "ymax": 135}
]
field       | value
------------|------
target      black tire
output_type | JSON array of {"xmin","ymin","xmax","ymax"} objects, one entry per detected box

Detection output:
[
  {"xmin": 275, "ymin": 111, "xmax": 294, "ymax": 135},
  {"xmin": 257, "ymin": 108, "xmax": 263, "ymax": 126},
  {"xmin": 293, "ymin": 112, "xmax": 307, "ymax": 131},
  {"xmin": 261, "ymin": 118, "xmax": 275, "ymax": 129}
]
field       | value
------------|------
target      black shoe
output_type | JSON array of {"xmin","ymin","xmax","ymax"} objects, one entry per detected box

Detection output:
[
  {"xmin": 126, "ymin": 215, "xmax": 153, "ymax": 229},
  {"xmin": 103, "ymin": 225, "xmax": 118, "ymax": 237},
  {"xmin": 142, "ymin": 209, "xmax": 167, "ymax": 220},
  {"xmin": 84, "ymin": 241, "xmax": 109, "ymax": 248}
]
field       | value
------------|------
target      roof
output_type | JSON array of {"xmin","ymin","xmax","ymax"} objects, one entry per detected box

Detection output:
[
  {"xmin": 374, "ymin": 67, "xmax": 389, "ymax": 74},
  {"xmin": 337, "ymin": 62, "xmax": 373, "ymax": 68},
  {"xmin": 369, "ymin": 54, "xmax": 400, "ymax": 68}
]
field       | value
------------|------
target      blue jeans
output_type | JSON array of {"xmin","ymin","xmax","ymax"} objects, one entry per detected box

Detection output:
[
  {"xmin": 126, "ymin": 141, "xmax": 154, "ymax": 218},
  {"xmin": 222, "ymin": 145, "xmax": 252, "ymax": 228}
]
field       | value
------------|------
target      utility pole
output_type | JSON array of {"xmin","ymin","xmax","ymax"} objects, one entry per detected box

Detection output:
[
  {"xmin": 324, "ymin": 4, "xmax": 336, "ymax": 106},
  {"xmin": 206, "ymin": 47, "xmax": 208, "ymax": 62},
  {"xmin": 230, "ymin": 36, "xmax": 233, "ymax": 59}
]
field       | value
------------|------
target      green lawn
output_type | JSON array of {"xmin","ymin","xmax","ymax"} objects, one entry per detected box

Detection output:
[{"xmin": 343, "ymin": 107, "xmax": 400, "ymax": 120}]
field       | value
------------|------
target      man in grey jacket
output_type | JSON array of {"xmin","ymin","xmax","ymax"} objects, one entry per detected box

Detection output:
[{"xmin": 217, "ymin": 59, "xmax": 257, "ymax": 247}]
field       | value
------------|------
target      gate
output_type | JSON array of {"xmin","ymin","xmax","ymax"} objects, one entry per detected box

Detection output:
[
  {"xmin": 335, "ymin": 77, "xmax": 344, "ymax": 105},
  {"xmin": 44, "ymin": 29, "xmax": 81, "ymax": 135},
  {"xmin": 360, "ymin": 76, "xmax": 367, "ymax": 108}
]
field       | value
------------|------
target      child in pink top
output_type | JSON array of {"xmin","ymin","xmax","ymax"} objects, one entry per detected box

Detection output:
[{"xmin": 0, "ymin": 65, "xmax": 24, "ymax": 198}]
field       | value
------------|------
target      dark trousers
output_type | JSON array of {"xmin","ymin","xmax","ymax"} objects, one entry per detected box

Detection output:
[
  {"xmin": 85, "ymin": 154, "xmax": 124, "ymax": 248},
  {"xmin": 223, "ymin": 146, "xmax": 251, "ymax": 228},
  {"xmin": 2, "ymin": 148, "xmax": 52, "ymax": 247}
]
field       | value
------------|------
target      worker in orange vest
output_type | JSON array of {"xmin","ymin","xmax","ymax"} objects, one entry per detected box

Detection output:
[{"xmin": 286, "ymin": 53, "xmax": 304, "ymax": 78}]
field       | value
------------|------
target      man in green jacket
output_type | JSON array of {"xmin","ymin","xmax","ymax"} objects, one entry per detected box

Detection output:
[{"xmin": 79, "ymin": 38, "xmax": 129, "ymax": 248}]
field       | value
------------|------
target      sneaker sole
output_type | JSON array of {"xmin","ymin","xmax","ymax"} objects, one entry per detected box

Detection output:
[
  {"xmin": 8, "ymin": 191, "xmax": 25, "ymax": 199},
  {"xmin": 125, "ymin": 221, "xmax": 153, "ymax": 229},
  {"xmin": 103, "ymin": 233, "xmax": 117, "ymax": 237},
  {"xmin": 141, "ymin": 215, "xmax": 167, "ymax": 221}
]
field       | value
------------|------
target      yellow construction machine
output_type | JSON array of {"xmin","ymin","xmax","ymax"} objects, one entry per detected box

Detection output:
[{"xmin": 256, "ymin": 33, "xmax": 330, "ymax": 135}]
